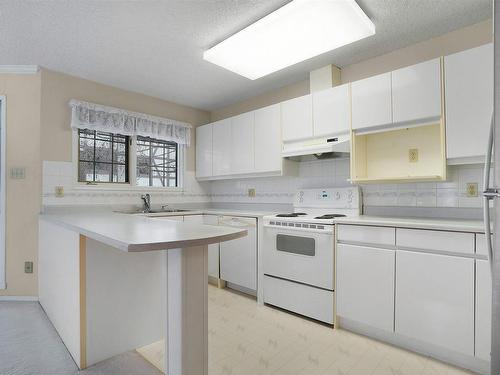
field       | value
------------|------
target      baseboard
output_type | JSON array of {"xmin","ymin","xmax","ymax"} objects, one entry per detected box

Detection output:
[{"xmin": 0, "ymin": 296, "xmax": 39, "ymax": 302}]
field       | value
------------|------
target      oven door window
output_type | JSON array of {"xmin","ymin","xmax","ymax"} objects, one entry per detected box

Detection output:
[{"xmin": 276, "ymin": 234, "xmax": 315, "ymax": 256}]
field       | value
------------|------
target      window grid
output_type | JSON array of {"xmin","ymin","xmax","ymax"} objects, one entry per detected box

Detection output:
[
  {"xmin": 136, "ymin": 136, "xmax": 178, "ymax": 187},
  {"xmin": 78, "ymin": 129, "xmax": 129, "ymax": 183}
]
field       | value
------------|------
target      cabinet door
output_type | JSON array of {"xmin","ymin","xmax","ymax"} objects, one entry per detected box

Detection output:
[
  {"xmin": 230, "ymin": 112, "xmax": 255, "ymax": 174},
  {"xmin": 254, "ymin": 104, "xmax": 282, "ymax": 172},
  {"xmin": 212, "ymin": 119, "xmax": 232, "ymax": 176},
  {"xmin": 351, "ymin": 72, "xmax": 392, "ymax": 130},
  {"xmin": 476, "ymin": 259, "xmax": 492, "ymax": 361},
  {"xmin": 281, "ymin": 94, "xmax": 313, "ymax": 141},
  {"xmin": 395, "ymin": 251, "xmax": 474, "ymax": 355},
  {"xmin": 392, "ymin": 58, "xmax": 441, "ymax": 124},
  {"xmin": 313, "ymin": 84, "xmax": 350, "ymax": 137},
  {"xmin": 445, "ymin": 43, "xmax": 493, "ymax": 160},
  {"xmin": 336, "ymin": 244, "xmax": 395, "ymax": 332},
  {"xmin": 219, "ymin": 217, "xmax": 257, "ymax": 291},
  {"xmin": 195, "ymin": 124, "xmax": 212, "ymax": 178}
]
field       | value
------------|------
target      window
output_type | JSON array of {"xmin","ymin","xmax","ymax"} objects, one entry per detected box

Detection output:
[
  {"xmin": 76, "ymin": 130, "xmax": 181, "ymax": 188},
  {"xmin": 136, "ymin": 136, "xmax": 178, "ymax": 187},
  {"xmin": 78, "ymin": 129, "xmax": 129, "ymax": 183}
]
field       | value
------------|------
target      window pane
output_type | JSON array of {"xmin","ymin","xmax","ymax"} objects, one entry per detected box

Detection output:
[
  {"xmin": 113, "ymin": 164, "xmax": 127, "ymax": 183},
  {"xmin": 113, "ymin": 142, "xmax": 127, "ymax": 163},
  {"xmin": 135, "ymin": 136, "xmax": 178, "ymax": 187},
  {"xmin": 79, "ymin": 161, "xmax": 94, "ymax": 182},
  {"xmin": 95, "ymin": 139, "xmax": 112, "ymax": 162},
  {"xmin": 95, "ymin": 163, "xmax": 112, "ymax": 182}
]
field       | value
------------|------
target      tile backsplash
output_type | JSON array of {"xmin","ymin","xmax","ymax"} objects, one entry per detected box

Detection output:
[{"xmin": 42, "ymin": 158, "xmax": 486, "ymax": 209}]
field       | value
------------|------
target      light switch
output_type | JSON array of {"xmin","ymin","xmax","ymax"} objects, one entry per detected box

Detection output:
[
  {"xmin": 248, "ymin": 188, "xmax": 256, "ymax": 198},
  {"xmin": 466, "ymin": 183, "xmax": 478, "ymax": 198},
  {"xmin": 10, "ymin": 167, "xmax": 26, "ymax": 179},
  {"xmin": 55, "ymin": 186, "xmax": 64, "ymax": 198}
]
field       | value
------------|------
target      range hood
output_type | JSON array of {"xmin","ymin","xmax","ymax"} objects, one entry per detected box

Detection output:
[{"xmin": 282, "ymin": 133, "xmax": 350, "ymax": 159}]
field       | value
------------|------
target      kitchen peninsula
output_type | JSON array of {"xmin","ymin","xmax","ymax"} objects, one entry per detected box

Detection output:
[{"xmin": 38, "ymin": 212, "xmax": 247, "ymax": 375}]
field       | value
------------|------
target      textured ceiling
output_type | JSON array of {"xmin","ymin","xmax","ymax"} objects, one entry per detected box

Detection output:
[{"xmin": 0, "ymin": 0, "xmax": 492, "ymax": 111}]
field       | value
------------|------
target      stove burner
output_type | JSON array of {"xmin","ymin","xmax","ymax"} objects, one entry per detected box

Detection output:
[
  {"xmin": 314, "ymin": 214, "xmax": 347, "ymax": 219},
  {"xmin": 275, "ymin": 213, "xmax": 307, "ymax": 218}
]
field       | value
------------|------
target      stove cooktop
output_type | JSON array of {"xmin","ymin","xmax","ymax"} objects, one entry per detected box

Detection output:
[
  {"xmin": 275, "ymin": 213, "xmax": 307, "ymax": 218},
  {"xmin": 314, "ymin": 214, "xmax": 347, "ymax": 219}
]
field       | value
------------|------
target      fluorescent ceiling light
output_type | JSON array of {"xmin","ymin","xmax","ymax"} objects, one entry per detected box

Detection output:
[{"xmin": 203, "ymin": 0, "xmax": 375, "ymax": 80}]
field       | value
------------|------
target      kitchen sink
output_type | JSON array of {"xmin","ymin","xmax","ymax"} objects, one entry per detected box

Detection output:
[{"xmin": 115, "ymin": 208, "xmax": 190, "ymax": 214}]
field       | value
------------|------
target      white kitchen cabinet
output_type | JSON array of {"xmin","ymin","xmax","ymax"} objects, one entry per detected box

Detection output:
[
  {"xmin": 392, "ymin": 58, "xmax": 442, "ymax": 124},
  {"xmin": 231, "ymin": 112, "xmax": 255, "ymax": 174},
  {"xmin": 476, "ymin": 259, "xmax": 492, "ymax": 361},
  {"xmin": 395, "ymin": 251, "xmax": 474, "ymax": 355},
  {"xmin": 183, "ymin": 215, "xmax": 220, "ymax": 279},
  {"xmin": 336, "ymin": 243, "xmax": 395, "ymax": 332},
  {"xmin": 337, "ymin": 225, "xmax": 395, "ymax": 247},
  {"xmin": 445, "ymin": 43, "xmax": 493, "ymax": 162},
  {"xmin": 312, "ymin": 84, "xmax": 350, "ymax": 137},
  {"xmin": 212, "ymin": 118, "xmax": 232, "ymax": 176},
  {"xmin": 219, "ymin": 216, "xmax": 257, "ymax": 292},
  {"xmin": 351, "ymin": 72, "xmax": 392, "ymax": 130},
  {"xmin": 281, "ymin": 94, "xmax": 313, "ymax": 141},
  {"xmin": 396, "ymin": 228, "xmax": 474, "ymax": 255},
  {"xmin": 254, "ymin": 104, "xmax": 282, "ymax": 172},
  {"xmin": 195, "ymin": 124, "xmax": 212, "ymax": 178}
]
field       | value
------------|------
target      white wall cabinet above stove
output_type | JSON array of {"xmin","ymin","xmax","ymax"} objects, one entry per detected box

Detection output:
[
  {"xmin": 312, "ymin": 83, "xmax": 350, "ymax": 137},
  {"xmin": 445, "ymin": 43, "xmax": 493, "ymax": 164},
  {"xmin": 281, "ymin": 94, "xmax": 313, "ymax": 142}
]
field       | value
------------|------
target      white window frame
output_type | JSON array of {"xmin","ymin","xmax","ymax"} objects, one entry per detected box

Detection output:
[
  {"xmin": 72, "ymin": 130, "xmax": 185, "ymax": 192},
  {"xmin": 0, "ymin": 96, "xmax": 6, "ymax": 289}
]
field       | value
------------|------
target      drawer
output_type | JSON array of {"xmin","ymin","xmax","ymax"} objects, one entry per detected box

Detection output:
[
  {"xmin": 263, "ymin": 275, "xmax": 334, "ymax": 324},
  {"xmin": 337, "ymin": 225, "xmax": 395, "ymax": 247},
  {"xmin": 476, "ymin": 233, "xmax": 491, "ymax": 257},
  {"xmin": 396, "ymin": 228, "xmax": 474, "ymax": 255}
]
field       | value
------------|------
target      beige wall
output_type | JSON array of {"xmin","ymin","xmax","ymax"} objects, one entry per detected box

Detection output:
[
  {"xmin": 1, "ymin": 69, "xmax": 210, "ymax": 297},
  {"xmin": 41, "ymin": 69, "xmax": 210, "ymax": 172},
  {"xmin": 211, "ymin": 19, "xmax": 492, "ymax": 121},
  {"xmin": 0, "ymin": 73, "xmax": 42, "ymax": 297}
]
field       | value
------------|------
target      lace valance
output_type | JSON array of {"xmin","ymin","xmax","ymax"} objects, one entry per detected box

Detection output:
[{"xmin": 69, "ymin": 99, "xmax": 191, "ymax": 145}]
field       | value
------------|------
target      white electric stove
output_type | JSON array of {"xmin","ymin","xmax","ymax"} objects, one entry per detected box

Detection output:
[{"xmin": 262, "ymin": 187, "xmax": 361, "ymax": 324}]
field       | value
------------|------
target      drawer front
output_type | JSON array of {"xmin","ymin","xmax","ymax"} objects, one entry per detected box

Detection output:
[
  {"xmin": 476, "ymin": 233, "xmax": 491, "ymax": 257},
  {"xmin": 263, "ymin": 275, "xmax": 334, "ymax": 324},
  {"xmin": 337, "ymin": 225, "xmax": 395, "ymax": 247},
  {"xmin": 396, "ymin": 228, "xmax": 474, "ymax": 255}
]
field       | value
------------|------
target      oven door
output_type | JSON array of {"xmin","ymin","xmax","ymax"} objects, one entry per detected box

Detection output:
[{"xmin": 263, "ymin": 225, "xmax": 334, "ymax": 290}]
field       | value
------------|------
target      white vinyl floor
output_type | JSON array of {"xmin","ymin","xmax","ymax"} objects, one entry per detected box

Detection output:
[{"xmin": 137, "ymin": 285, "xmax": 476, "ymax": 375}]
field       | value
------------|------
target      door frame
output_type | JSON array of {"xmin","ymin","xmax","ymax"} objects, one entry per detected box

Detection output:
[{"xmin": 0, "ymin": 95, "xmax": 6, "ymax": 289}]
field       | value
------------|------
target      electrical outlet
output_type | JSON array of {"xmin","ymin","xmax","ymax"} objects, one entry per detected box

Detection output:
[
  {"xmin": 55, "ymin": 186, "xmax": 64, "ymax": 198},
  {"xmin": 10, "ymin": 167, "xmax": 26, "ymax": 179},
  {"xmin": 248, "ymin": 188, "xmax": 256, "ymax": 198},
  {"xmin": 409, "ymin": 148, "xmax": 419, "ymax": 163},
  {"xmin": 24, "ymin": 261, "xmax": 33, "ymax": 274},
  {"xmin": 466, "ymin": 183, "xmax": 478, "ymax": 197}
]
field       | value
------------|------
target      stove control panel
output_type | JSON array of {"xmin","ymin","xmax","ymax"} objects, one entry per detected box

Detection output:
[{"xmin": 295, "ymin": 187, "xmax": 361, "ymax": 210}]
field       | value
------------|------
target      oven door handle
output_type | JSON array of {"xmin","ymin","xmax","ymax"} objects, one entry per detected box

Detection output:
[{"xmin": 263, "ymin": 223, "xmax": 334, "ymax": 235}]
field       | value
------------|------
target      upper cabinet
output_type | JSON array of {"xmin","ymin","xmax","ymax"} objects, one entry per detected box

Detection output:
[
  {"xmin": 212, "ymin": 119, "xmax": 232, "ymax": 176},
  {"xmin": 231, "ymin": 112, "xmax": 255, "ymax": 174},
  {"xmin": 281, "ymin": 94, "xmax": 313, "ymax": 141},
  {"xmin": 254, "ymin": 104, "xmax": 282, "ymax": 173},
  {"xmin": 351, "ymin": 72, "xmax": 392, "ymax": 131},
  {"xmin": 195, "ymin": 124, "xmax": 212, "ymax": 178},
  {"xmin": 445, "ymin": 43, "xmax": 493, "ymax": 164},
  {"xmin": 312, "ymin": 83, "xmax": 350, "ymax": 137},
  {"xmin": 392, "ymin": 58, "xmax": 442, "ymax": 124}
]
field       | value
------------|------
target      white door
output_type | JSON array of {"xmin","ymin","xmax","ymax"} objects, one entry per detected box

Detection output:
[
  {"xmin": 230, "ymin": 112, "xmax": 254, "ymax": 174},
  {"xmin": 195, "ymin": 123, "xmax": 212, "ymax": 178},
  {"xmin": 445, "ymin": 43, "xmax": 493, "ymax": 161},
  {"xmin": 184, "ymin": 215, "xmax": 220, "ymax": 278},
  {"xmin": 395, "ymin": 251, "xmax": 474, "ymax": 355},
  {"xmin": 254, "ymin": 104, "xmax": 282, "ymax": 172},
  {"xmin": 313, "ymin": 84, "xmax": 350, "ymax": 137},
  {"xmin": 212, "ymin": 119, "xmax": 232, "ymax": 176},
  {"xmin": 281, "ymin": 94, "xmax": 313, "ymax": 141},
  {"xmin": 336, "ymin": 243, "xmax": 395, "ymax": 332},
  {"xmin": 219, "ymin": 216, "xmax": 257, "ymax": 291},
  {"xmin": 476, "ymin": 259, "xmax": 492, "ymax": 361},
  {"xmin": 351, "ymin": 72, "xmax": 392, "ymax": 130},
  {"xmin": 0, "ymin": 97, "xmax": 4, "ymax": 290},
  {"xmin": 392, "ymin": 58, "xmax": 442, "ymax": 124}
]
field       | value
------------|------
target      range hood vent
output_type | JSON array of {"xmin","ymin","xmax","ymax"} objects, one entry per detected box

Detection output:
[{"xmin": 282, "ymin": 133, "xmax": 350, "ymax": 159}]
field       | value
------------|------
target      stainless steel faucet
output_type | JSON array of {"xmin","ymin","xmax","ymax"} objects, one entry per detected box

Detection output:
[{"xmin": 141, "ymin": 194, "xmax": 151, "ymax": 213}]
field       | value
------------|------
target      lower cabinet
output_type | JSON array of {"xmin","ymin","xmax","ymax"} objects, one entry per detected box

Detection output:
[
  {"xmin": 395, "ymin": 251, "xmax": 474, "ymax": 356},
  {"xmin": 219, "ymin": 216, "xmax": 257, "ymax": 291},
  {"xmin": 476, "ymin": 259, "xmax": 492, "ymax": 361},
  {"xmin": 336, "ymin": 244, "xmax": 395, "ymax": 332},
  {"xmin": 183, "ymin": 215, "xmax": 220, "ymax": 278}
]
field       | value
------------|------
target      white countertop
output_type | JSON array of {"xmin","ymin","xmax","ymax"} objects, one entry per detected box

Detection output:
[
  {"xmin": 334, "ymin": 215, "xmax": 485, "ymax": 233},
  {"xmin": 142, "ymin": 209, "xmax": 274, "ymax": 218},
  {"xmin": 40, "ymin": 212, "xmax": 247, "ymax": 252}
]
